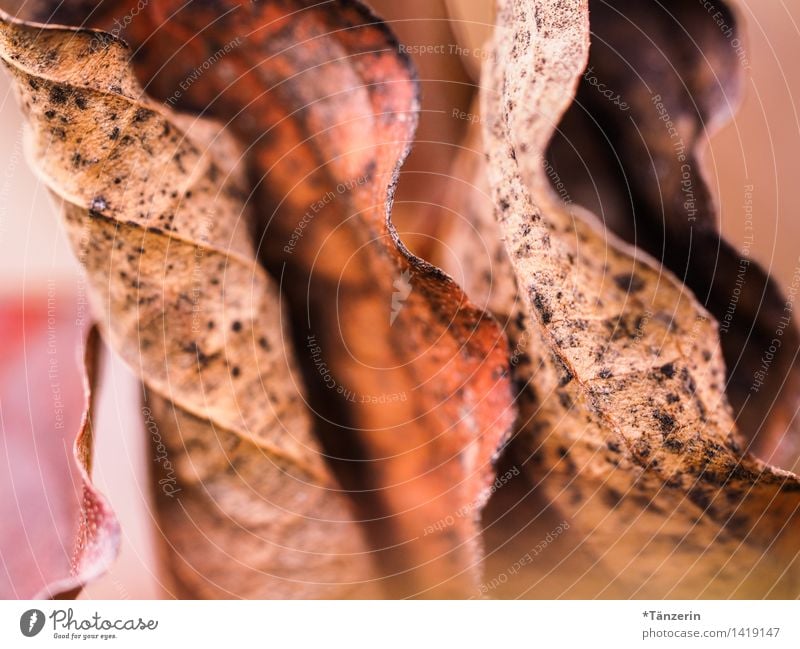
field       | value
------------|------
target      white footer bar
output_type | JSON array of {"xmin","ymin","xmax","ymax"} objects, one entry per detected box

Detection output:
[{"xmin": 1, "ymin": 600, "xmax": 797, "ymax": 648}]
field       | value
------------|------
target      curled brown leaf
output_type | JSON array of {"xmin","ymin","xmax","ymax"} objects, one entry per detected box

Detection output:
[
  {"xmin": 0, "ymin": 10, "xmax": 376, "ymax": 598},
  {"xmin": 3, "ymin": 0, "xmax": 517, "ymax": 598}
]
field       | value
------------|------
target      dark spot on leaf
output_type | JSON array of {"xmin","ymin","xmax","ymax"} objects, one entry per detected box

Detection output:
[
  {"xmin": 687, "ymin": 489, "xmax": 712, "ymax": 513},
  {"xmin": 49, "ymin": 85, "xmax": 68, "ymax": 104},
  {"xmin": 653, "ymin": 409, "xmax": 676, "ymax": 434},
  {"xmin": 613, "ymin": 273, "xmax": 645, "ymax": 294},
  {"xmin": 604, "ymin": 488, "xmax": 622, "ymax": 508},
  {"xmin": 531, "ymin": 290, "xmax": 552, "ymax": 324}
]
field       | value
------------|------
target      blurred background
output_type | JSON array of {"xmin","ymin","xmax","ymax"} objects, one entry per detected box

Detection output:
[{"xmin": 0, "ymin": 0, "xmax": 798, "ymax": 598}]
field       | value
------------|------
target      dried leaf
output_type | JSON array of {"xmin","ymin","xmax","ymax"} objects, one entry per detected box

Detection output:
[
  {"xmin": 29, "ymin": 0, "xmax": 515, "ymax": 596},
  {"xmin": 2, "ymin": 0, "xmax": 517, "ymax": 597},
  {"xmin": 0, "ymin": 305, "xmax": 119, "ymax": 599},
  {"xmin": 427, "ymin": 97, "xmax": 604, "ymax": 598},
  {"xmin": 546, "ymin": 0, "xmax": 800, "ymax": 469},
  {"xmin": 52, "ymin": 327, "xmax": 120, "ymax": 599},
  {"xmin": 0, "ymin": 10, "xmax": 375, "ymax": 598},
  {"xmin": 14, "ymin": 0, "xmax": 796, "ymax": 603},
  {"xmin": 482, "ymin": 0, "xmax": 800, "ymax": 598},
  {"xmin": 370, "ymin": 0, "xmax": 480, "ymax": 258}
]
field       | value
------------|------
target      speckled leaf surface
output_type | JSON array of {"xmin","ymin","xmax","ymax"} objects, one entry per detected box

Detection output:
[
  {"xmin": 42, "ymin": 0, "xmax": 515, "ymax": 598},
  {"xmin": 0, "ymin": 9, "xmax": 376, "ymax": 598},
  {"xmin": 546, "ymin": 0, "xmax": 800, "ymax": 470},
  {"xmin": 1, "ymin": 0, "xmax": 516, "ymax": 598},
  {"xmin": 482, "ymin": 0, "xmax": 800, "ymax": 597},
  {"xmin": 5, "ymin": 0, "xmax": 798, "ymax": 601}
]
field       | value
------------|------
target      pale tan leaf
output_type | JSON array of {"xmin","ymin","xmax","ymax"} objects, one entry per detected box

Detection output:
[
  {"xmin": 0, "ymin": 9, "xmax": 376, "ymax": 598},
  {"xmin": 482, "ymin": 0, "xmax": 800, "ymax": 598}
]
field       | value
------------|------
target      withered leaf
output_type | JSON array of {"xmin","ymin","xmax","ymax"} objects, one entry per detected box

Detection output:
[
  {"xmin": 9, "ymin": 0, "xmax": 798, "ymax": 602},
  {"xmin": 0, "ymin": 310, "xmax": 119, "ymax": 599},
  {"xmin": 482, "ymin": 0, "xmax": 800, "ymax": 598},
  {"xmin": 58, "ymin": 327, "xmax": 120, "ymax": 600},
  {"xmin": 0, "ymin": 10, "xmax": 377, "ymax": 598},
  {"xmin": 3, "ymin": 0, "xmax": 517, "ymax": 597},
  {"xmin": 546, "ymin": 0, "xmax": 800, "ymax": 469},
  {"xmin": 35, "ymin": 0, "xmax": 515, "ymax": 597}
]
